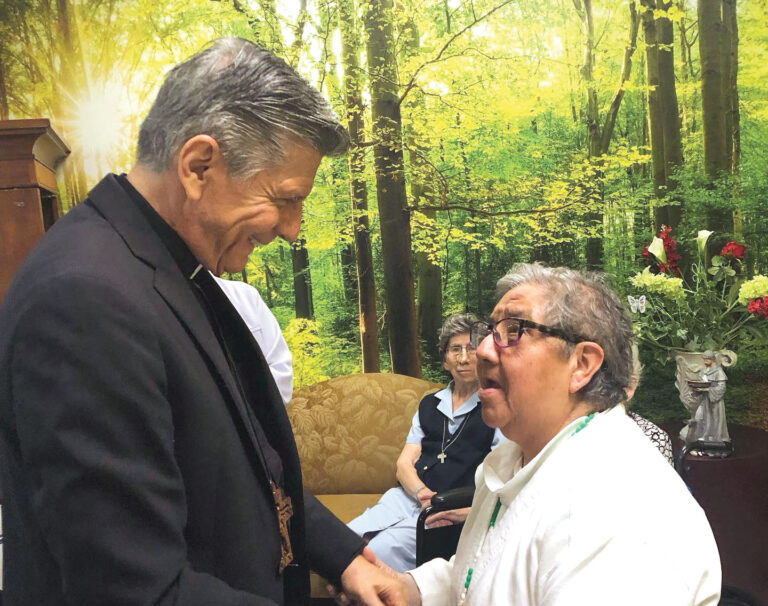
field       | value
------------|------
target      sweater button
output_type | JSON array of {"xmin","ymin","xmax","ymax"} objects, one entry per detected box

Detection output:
[{"xmin": 423, "ymin": 466, "xmax": 428, "ymax": 470}]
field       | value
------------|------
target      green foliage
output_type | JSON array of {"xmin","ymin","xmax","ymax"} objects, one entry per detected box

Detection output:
[
  {"xmin": 5, "ymin": 0, "xmax": 766, "ymax": 417},
  {"xmin": 283, "ymin": 318, "xmax": 361, "ymax": 391}
]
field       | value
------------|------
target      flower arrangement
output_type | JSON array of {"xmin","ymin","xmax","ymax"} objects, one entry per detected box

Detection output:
[{"xmin": 628, "ymin": 227, "xmax": 768, "ymax": 363}]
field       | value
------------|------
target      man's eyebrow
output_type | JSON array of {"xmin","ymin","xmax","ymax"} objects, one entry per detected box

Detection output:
[{"xmin": 279, "ymin": 189, "xmax": 309, "ymax": 198}]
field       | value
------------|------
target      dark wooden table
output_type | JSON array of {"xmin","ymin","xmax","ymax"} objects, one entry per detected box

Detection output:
[{"xmin": 663, "ymin": 422, "xmax": 768, "ymax": 604}]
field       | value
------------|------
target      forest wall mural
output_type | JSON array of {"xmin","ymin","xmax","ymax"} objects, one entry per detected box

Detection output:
[{"xmin": 2, "ymin": 0, "xmax": 767, "ymax": 423}]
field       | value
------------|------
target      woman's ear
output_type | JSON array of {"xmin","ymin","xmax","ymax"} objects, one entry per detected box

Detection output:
[
  {"xmin": 568, "ymin": 341, "xmax": 605, "ymax": 394},
  {"xmin": 176, "ymin": 135, "xmax": 222, "ymax": 201}
]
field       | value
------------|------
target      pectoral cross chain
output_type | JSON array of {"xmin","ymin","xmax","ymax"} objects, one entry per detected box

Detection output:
[
  {"xmin": 270, "ymin": 480, "xmax": 294, "ymax": 573},
  {"xmin": 437, "ymin": 452, "xmax": 447, "ymax": 463}
]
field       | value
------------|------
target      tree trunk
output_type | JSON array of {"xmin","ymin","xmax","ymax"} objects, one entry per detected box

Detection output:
[
  {"xmin": 641, "ymin": 1, "xmax": 667, "ymax": 198},
  {"xmin": 288, "ymin": 0, "xmax": 309, "ymax": 68},
  {"xmin": 724, "ymin": 0, "xmax": 739, "ymax": 176},
  {"xmin": 575, "ymin": 0, "xmax": 638, "ymax": 269},
  {"xmin": 364, "ymin": 0, "xmax": 421, "ymax": 377},
  {"xmin": 402, "ymin": 16, "xmax": 442, "ymax": 365},
  {"xmin": 291, "ymin": 239, "xmax": 314, "ymax": 319},
  {"xmin": 577, "ymin": 0, "xmax": 602, "ymax": 267},
  {"xmin": 698, "ymin": 0, "xmax": 733, "ymax": 234},
  {"xmin": 677, "ymin": 2, "xmax": 698, "ymax": 134},
  {"xmin": 698, "ymin": 0, "xmax": 729, "ymax": 176},
  {"xmin": 416, "ymin": 233, "xmax": 442, "ymax": 361},
  {"xmin": 656, "ymin": 4, "xmax": 683, "ymax": 231},
  {"xmin": 723, "ymin": 0, "xmax": 742, "ymax": 240},
  {"xmin": 277, "ymin": 1, "xmax": 317, "ymax": 320},
  {"xmin": 0, "ymin": 52, "xmax": 9, "ymax": 120},
  {"xmin": 641, "ymin": 1, "xmax": 683, "ymax": 233},
  {"xmin": 263, "ymin": 259, "xmax": 274, "ymax": 307},
  {"xmin": 339, "ymin": 0, "xmax": 379, "ymax": 372},
  {"xmin": 600, "ymin": 2, "xmax": 639, "ymax": 154}
]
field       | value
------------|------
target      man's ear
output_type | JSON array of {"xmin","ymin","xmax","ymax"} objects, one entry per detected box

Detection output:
[
  {"xmin": 176, "ymin": 135, "xmax": 222, "ymax": 201},
  {"xmin": 568, "ymin": 341, "xmax": 605, "ymax": 394}
]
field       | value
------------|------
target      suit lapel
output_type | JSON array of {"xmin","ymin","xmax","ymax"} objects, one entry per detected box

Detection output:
[{"xmin": 86, "ymin": 175, "xmax": 270, "ymax": 480}]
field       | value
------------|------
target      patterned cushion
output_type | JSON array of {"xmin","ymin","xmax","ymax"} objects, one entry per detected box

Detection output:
[{"xmin": 288, "ymin": 373, "xmax": 444, "ymax": 494}]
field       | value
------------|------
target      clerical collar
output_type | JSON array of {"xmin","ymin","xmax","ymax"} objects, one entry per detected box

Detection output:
[{"xmin": 116, "ymin": 173, "xmax": 202, "ymax": 279}]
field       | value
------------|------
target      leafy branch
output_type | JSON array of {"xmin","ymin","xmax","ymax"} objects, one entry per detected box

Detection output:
[{"xmin": 398, "ymin": 0, "xmax": 516, "ymax": 106}]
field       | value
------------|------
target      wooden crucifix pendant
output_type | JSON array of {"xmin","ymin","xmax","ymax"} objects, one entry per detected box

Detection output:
[
  {"xmin": 437, "ymin": 452, "xmax": 447, "ymax": 463},
  {"xmin": 270, "ymin": 480, "xmax": 294, "ymax": 573}
]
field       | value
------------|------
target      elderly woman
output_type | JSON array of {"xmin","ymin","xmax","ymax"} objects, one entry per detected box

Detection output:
[
  {"xmin": 347, "ymin": 313, "xmax": 505, "ymax": 572},
  {"xmin": 393, "ymin": 264, "xmax": 720, "ymax": 606}
]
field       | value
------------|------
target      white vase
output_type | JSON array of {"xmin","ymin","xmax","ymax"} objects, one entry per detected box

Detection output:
[{"xmin": 673, "ymin": 350, "xmax": 736, "ymax": 451}]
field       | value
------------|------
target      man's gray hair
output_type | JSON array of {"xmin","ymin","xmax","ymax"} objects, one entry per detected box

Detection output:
[
  {"xmin": 137, "ymin": 37, "xmax": 349, "ymax": 177},
  {"xmin": 438, "ymin": 313, "xmax": 481, "ymax": 361},
  {"xmin": 496, "ymin": 263, "xmax": 634, "ymax": 411}
]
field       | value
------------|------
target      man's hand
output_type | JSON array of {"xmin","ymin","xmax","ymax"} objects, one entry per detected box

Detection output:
[
  {"xmin": 425, "ymin": 507, "xmax": 471, "ymax": 528},
  {"xmin": 330, "ymin": 547, "xmax": 422, "ymax": 606},
  {"xmin": 337, "ymin": 550, "xmax": 409, "ymax": 606}
]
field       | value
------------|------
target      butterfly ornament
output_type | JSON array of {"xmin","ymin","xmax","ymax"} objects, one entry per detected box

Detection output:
[{"xmin": 628, "ymin": 295, "xmax": 646, "ymax": 313}]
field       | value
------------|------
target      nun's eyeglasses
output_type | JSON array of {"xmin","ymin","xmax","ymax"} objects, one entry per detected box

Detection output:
[{"xmin": 469, "ymin": 317, "xmax": 580, "ymax": 348}]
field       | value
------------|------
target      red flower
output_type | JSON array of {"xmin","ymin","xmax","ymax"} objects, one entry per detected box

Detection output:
[
  {"xmin": 643, "ymin": 226, "xmax": 683, "ymax": 275},
  {"xmin": 748, "ymin": 297, "xmax": 768, "ymax": 319},
  {"xmin": 658, "ymin": 225, "xmax": 682, "ymax": 276},
  {"xmin": 721, "ymin": 241, "xmax": 747, "ymax": 260}
]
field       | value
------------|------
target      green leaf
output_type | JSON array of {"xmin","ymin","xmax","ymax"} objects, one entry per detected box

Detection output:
[{"xmin": 711, "ymin": 255, "xmax": 724, "ymax": 267}]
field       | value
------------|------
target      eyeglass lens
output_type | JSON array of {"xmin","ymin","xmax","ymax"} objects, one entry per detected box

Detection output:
[
  {"xmin": 449, "ymin": 344, "xmax": 476, "ymax": 358},
  {"xmin": 470, "ymin": 319, "xmax": 524, "ymax": 348}
]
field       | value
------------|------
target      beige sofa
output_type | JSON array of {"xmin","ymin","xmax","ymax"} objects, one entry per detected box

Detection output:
[{"xmin": 287, "ymin": 372, "xmax": 443, "ymax": 596}]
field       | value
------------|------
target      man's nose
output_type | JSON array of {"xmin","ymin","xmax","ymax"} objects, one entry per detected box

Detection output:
[{"xmin": 279, "ymin": 202, "xmax": 303, "ymax": 242}]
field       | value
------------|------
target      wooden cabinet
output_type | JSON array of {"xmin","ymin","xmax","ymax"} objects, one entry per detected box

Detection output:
[{"xmin": 0, "ymin": 119, "xmax": 70, "ymax": 302}]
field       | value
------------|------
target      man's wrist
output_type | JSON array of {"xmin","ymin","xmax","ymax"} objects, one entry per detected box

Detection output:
[{"xmin": 412, "ymin": 484, "xmax": 427, "ymax": 499}]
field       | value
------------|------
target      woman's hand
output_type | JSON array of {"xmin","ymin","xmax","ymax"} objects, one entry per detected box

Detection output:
[
  {"xmin": 416, "ymin": 487, "xmax": 437, "ymax": 510},
  {"xmin": 425, "ymin": 507, "xmax": 471, "ymax": 528},
  {"xmin": 329, "ymin": 546, "xmax": 422, "ymax": 606}
]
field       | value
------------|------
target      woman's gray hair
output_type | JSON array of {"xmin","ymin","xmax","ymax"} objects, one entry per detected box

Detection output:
[
  {"xmin": 137, "ymin": 37, "xmax": 349, "ymax": 178},
  {"xmin": 438, "ymin": 313, "xmax": 481, "ymax": 361},
  {"xmin": 496, "ymin": 263, "xmax": 634, "ymax": 411}
]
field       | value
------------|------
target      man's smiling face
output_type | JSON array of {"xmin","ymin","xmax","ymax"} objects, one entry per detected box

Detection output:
[{"xmin": 179, "ymin": 142, "xmax": 322, "ymax": 275}]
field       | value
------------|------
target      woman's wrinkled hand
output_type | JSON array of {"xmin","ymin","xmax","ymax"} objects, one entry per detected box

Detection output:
[{"xmin": 425, "ymin": 507, "xmax": 471, "ymax": 528}]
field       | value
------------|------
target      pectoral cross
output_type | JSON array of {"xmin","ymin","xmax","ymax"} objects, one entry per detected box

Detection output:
[
  {"xmin": 437, "ymin": 452, "xmax": 447, "ymax": 463},
  {"xmin": 271, "ymin": 480, "xmax": 294, "ymax": 573}
]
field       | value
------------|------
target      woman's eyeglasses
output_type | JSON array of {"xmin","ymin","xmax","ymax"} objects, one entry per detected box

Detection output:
[
  {"xmin": 470, "ymin": 317, "xmax": 579, "ymax": 348},
  {"xmin": 447, "ymin": 344, "xmax": 477, "ymax": 360}
]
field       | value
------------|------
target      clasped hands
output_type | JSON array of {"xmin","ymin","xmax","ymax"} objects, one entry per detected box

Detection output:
[{"xmin": 331, "ymin": 546, "xmax": 421, "ymax": 606}]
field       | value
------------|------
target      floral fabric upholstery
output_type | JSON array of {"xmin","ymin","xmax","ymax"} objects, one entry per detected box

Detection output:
[{"xmin": 288, "ymin": 373, "xmax": 444, "ymax": 495}]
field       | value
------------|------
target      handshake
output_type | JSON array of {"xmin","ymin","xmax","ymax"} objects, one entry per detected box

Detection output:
[{"xmin": 331, "ymin": 546, "xmax": 422, "ymax": 606}]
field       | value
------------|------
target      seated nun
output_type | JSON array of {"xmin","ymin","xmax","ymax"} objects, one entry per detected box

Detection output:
[{"xmin": 347, "ymin": 313, "xmax": 506, "ymax": 572}]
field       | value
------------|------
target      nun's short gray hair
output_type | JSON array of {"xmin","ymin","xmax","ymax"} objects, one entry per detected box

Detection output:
[
  {"xmin": 438, "ymin": 313, "xmax": 481, "ymax": 361},
  {"xmin": 496, "ymin": 263, "xmax": 634, "ymax": 411}
]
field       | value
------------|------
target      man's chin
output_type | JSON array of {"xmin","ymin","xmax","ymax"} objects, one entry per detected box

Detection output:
[{"xmin": 217, "ymin": 256, "xmax": 249, "ymax": 276}]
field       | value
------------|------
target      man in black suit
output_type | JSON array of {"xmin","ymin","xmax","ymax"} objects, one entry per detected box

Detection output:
[{"xmin": 0, "ymin": 38, "xmax": 404, "ymax": 606}]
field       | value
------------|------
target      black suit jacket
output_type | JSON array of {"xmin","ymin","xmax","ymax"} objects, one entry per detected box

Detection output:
[{"xmin": 0, "ymin": 175, "xmax": 363, "ymax": 605}]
